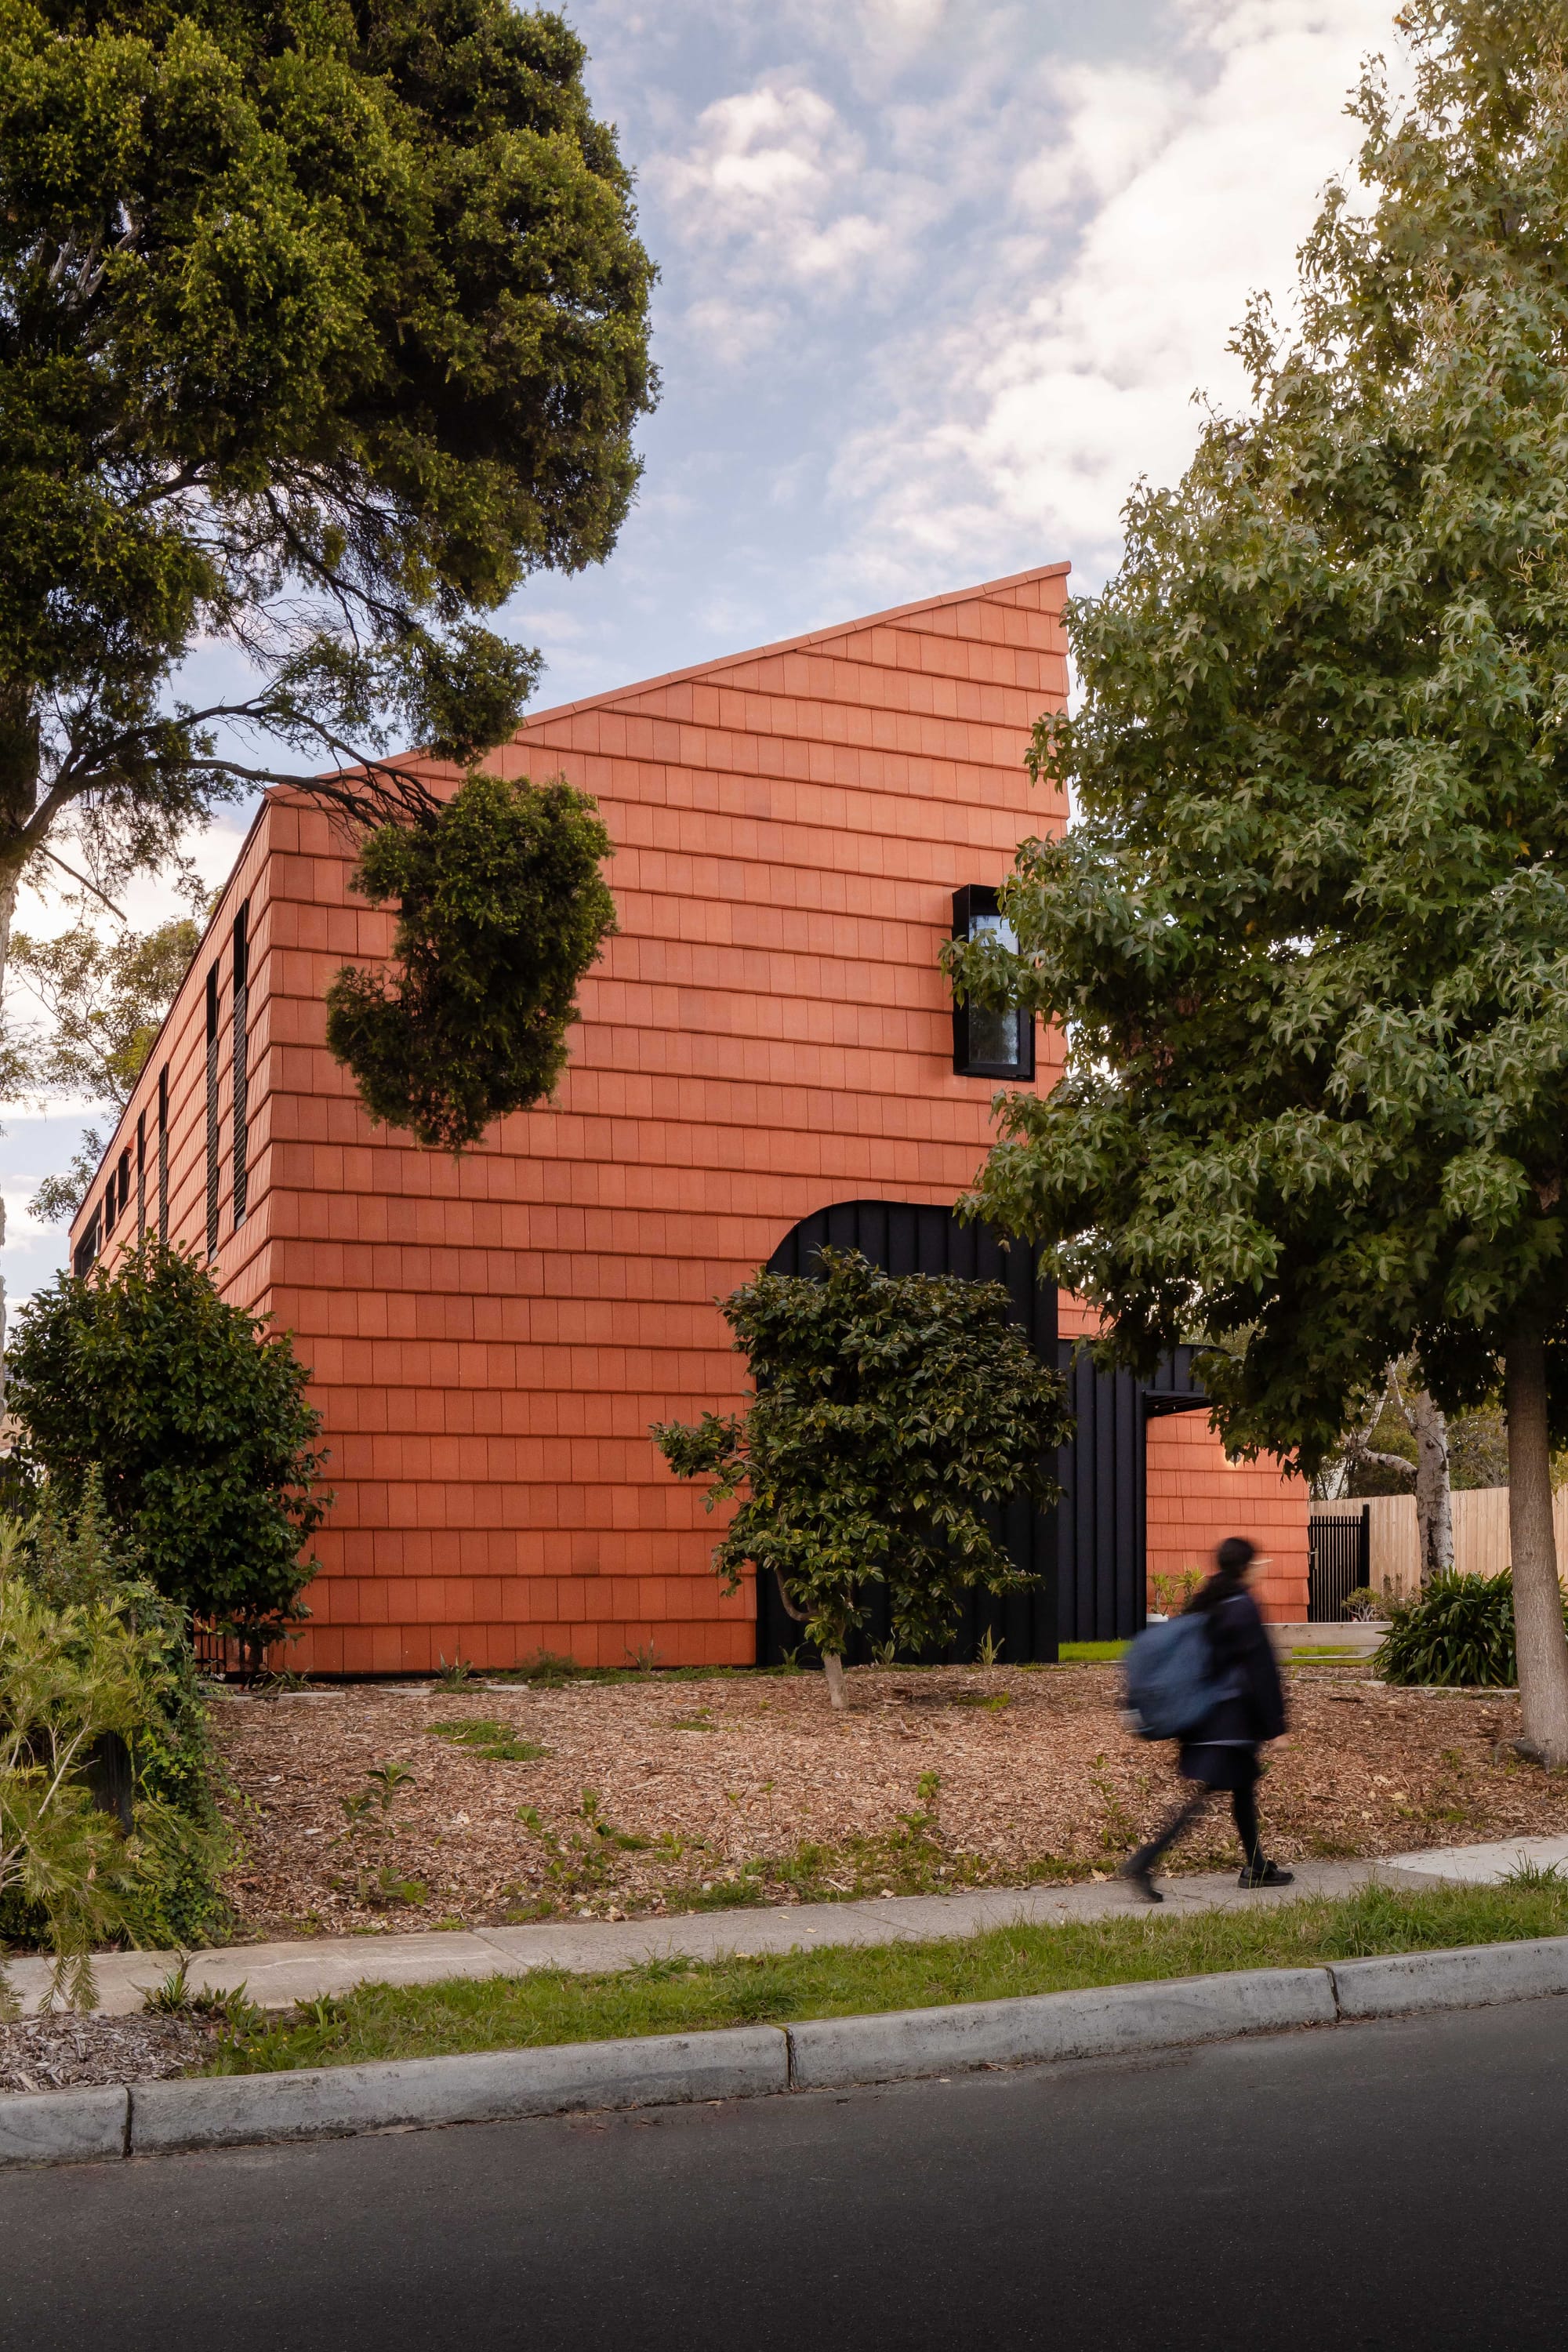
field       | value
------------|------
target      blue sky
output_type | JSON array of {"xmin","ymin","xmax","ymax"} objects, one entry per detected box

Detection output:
[{"xmin": 3, "ymin": 0, "xmax": 1398, "ymax": 1308}]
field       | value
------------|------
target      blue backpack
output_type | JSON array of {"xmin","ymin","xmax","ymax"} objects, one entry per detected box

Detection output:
[{"xmin": 1123, "ymin": 1613, "xmax": 1225, "ymax": 1741}]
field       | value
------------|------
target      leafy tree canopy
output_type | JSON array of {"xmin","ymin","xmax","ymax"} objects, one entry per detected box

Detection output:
[
  {"xmin": 325, "ymin": 766, "xmax": 616, "ymax": 1151},
  {"xmin": 947, "ymin": 0, "xmax": 1568, "ymax": 1758},
  {"xmin": 0, "ymin": 0, "xmax": 655, "ymax": 954},
  {"xmin": 6, "ymin": 1239, "xmax": 329, "ymax": 1657},
  {"xmin": 653, "ymin": 1249, "xmax": 1072, "ymax": 1704}
]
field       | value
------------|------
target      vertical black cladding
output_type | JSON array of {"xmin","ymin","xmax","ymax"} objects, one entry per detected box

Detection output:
[
  {"xmin": 205, "ymin": 965, "xmax": 220, "ymax": 1260},
  {"xmin": 231, "ymin": 903, "xmax": 250, "ymax": 1229},
  {"xmin": 755, "ymin": 1199, "xmax": 1061, "ymax": 1664},
  {"xmin": 749, "ymin": 1202, "xmax": 1209, "ymax": 1662},
  {"xmin": 136, "ymin": 1111, "xmax": 146, "ymax": 1237},
  {"xmin": 157, "ymin": 1065, "xmax": 169, "ymax": 1244}
]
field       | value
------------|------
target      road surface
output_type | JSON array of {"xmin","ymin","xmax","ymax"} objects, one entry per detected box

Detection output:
[{"xmin": 3, "ymin": 1998, "xmax": 1565, "ymax": 2350}]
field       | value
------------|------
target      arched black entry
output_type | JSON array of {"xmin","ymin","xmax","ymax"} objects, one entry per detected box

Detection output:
[{"xmin": 756, "ymin": 1199, "xmax": 1207, "ymax": 1664}]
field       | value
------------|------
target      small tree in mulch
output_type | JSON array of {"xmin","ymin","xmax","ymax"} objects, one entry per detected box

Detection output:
[
  {"xmin": 653, "ymin": 1248, "xmax": 1073, "ymax": 1709},
  {"xmin": 7, "ymin": 1240, "xmax": 330, "ymax": 1668}
]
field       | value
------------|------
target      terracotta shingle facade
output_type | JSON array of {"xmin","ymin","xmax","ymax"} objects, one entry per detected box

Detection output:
[{"xmin": 73, "ymin": 564, "xmax": 1308, "ymax": 1668}]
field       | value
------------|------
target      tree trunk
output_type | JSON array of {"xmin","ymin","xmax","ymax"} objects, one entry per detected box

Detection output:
[
  {"xmin": 1504, "ymin": 1316, "xmax": 1568, "ymax": 1766},
  {"xmin": 1410, "ymin": 1386, "xmax": 1454, "ymax": 1584},
  {"xmin": 822, "ymin": 1653, "xmax": 848, "ymax": 1712}
]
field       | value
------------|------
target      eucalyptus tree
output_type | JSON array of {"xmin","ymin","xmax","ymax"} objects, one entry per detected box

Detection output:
[{"xmin": 950, "ymin": 0, "xmax": 1568, "ymax": 1760}]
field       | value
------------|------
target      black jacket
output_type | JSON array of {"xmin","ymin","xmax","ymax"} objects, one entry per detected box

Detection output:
[{"xmin": 1188, "ymin": 1584, "xmax": 1287, "ymax": 1747}]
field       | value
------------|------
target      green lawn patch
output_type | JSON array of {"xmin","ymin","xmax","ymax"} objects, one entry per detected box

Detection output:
[
  {"xmin": 206, "ymin": 1878, "xmax": 1568, "ymax": 2077},
  {"xmin": 1054, "ymin": 1641, "xmax": 1130, "ymax": 1665},
  {"xmin": 429, "ymin": 1719, "xmax": 550, "ymax": 1762}
]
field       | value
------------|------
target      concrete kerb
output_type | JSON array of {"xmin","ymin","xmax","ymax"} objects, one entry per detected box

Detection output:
[{"xmin": 6, "ymin": 1936, "xmax": 1568, "ymax": 2169}]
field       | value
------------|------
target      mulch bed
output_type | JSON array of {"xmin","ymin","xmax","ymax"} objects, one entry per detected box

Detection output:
[
  {"xmin": 0, "ymin": 2013, "xmax": 219, "ymax": 2096},
  {"xmin": 206, "ymin": 1663, "xmax": 1568, "ymax": 1942}
]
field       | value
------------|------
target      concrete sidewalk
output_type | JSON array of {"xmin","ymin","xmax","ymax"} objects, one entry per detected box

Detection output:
[{"xmin": 13, "ymin": 1831, "xmax": 1566, "ymax": 2020}]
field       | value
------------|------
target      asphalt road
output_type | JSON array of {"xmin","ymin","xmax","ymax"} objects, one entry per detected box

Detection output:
[{"xmin": 4, "ymin": 1998, "xmax": 1566, "ymax": 2352}]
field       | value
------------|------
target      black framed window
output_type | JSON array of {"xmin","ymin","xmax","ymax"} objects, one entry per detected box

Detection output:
[
  {"xmin": 951, "ymin": 885, "xmax": 1035, "ymax": 1080},
  {"xmin": 205, "ymin": 966, "xmax": 221, "ymax": 1260},
  {"xmin": 117, "ymin": 1149, "xmax": 131, "ymax": 1220},
  {"xmin": 157, "ymin": 1065, "xmax": 169, "ymax": 1243},
  {"xmin": 74, "ymin": 1210, "xmax": 100, "ymax": 1279},
  {"xmin": 231, "ymin": 902, "xmax": 250, "ymax": 1229},
  {"xmin": 136, "ymin": 1111, "xmax": 146, "ymax": 1236}
]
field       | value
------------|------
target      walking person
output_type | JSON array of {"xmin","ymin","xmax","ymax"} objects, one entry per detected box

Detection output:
[{"xmin": 1120, "ymin": 1535, "xmax": 1293, "ymax": 1902}]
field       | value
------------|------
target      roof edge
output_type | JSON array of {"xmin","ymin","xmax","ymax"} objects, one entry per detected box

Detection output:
[{"xmin": 514, "ymin": 560, "xmax": 1070, "ymax": 735}]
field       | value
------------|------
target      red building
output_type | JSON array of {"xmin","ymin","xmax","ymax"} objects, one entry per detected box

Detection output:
[{"xmin": 71, "ymin": 563, "xmax": 1308, "ymax": 1671}]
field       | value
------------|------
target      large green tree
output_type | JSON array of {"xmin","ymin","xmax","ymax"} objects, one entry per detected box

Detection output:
[
  {"xmin": 0, "ymin": 0, "xmax": 655, "ymax": 1004},
  {"xmin": 949, "ymin": 0, "xmax": 1568, "ymax": 1762},
  {"xmin": 654, "ymin": 1249, "xmax": 1072, "ymax": 1709}
]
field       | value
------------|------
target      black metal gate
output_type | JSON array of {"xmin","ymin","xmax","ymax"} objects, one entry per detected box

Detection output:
[{"xmin": 1308, "ymin": 1509, "xmax": 1370, "ymax": 1621}]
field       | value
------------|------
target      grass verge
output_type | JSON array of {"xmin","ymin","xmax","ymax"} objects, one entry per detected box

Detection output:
[{"xmin": 207, "ymin": 1877, "xmax": 1568, "ymax": 2076}]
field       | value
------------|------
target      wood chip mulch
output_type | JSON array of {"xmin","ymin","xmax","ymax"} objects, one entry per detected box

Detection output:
[
  {"xmin": 206, "ymin": 1664, "xmax": 1568, "ymax": 1943},
  {"xmin": 0, "ymin": 2013, "xmax": 217, "ymax": 2096}
]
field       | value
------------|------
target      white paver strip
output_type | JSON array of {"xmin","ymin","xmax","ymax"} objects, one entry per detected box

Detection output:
[{"xmin": 1379, "ymin": 1832, "xmax": 1568, "ymax": 1885}]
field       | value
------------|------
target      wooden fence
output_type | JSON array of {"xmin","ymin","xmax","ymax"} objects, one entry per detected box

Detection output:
[{"xmin": 1312, "ymin": 1486, "xmax": 1568, "ymax": 1602}]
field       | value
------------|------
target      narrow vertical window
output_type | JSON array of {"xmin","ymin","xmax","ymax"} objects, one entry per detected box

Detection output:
[
  {"xmin": 951, "ymin": 886, "xmax": 1036, "ymax": 1080},
  {"xmin": 205, "ymin": 966, "xmax": 221, "ymax": 1260},
  {"xmin": 231, "ymin": 902, "xmax": 250, "ymax": 1229},
  {"xmin": 117, "ymin": 1149, "xmax": 131, "ymax": 1220},
  {"xmin": 103, "ymin": 1172, "xmax": 117, "ymax": 1238},
  {"xmin": 158, "ymin": 1066, "xmax": 169, "ymax": 1244},
  {"xmin": 74, "ymin": 1210, "xmax": 101, "ymax": 1279},
  {"xmin": 136, "ymin": 1111, "xmax": 146, "ymax": 1237}
]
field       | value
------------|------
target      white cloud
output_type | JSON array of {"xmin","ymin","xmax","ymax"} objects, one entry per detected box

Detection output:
[{"xmin": 824, "ymin": 0, "xmax": 1396, "ymax": 592}]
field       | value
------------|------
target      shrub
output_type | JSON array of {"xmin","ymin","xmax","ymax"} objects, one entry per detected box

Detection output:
[
  {"xmin": 0, "ymin": 1521, "xmax": 159, "ymax": 2007},
  {"xmin": 7, "ymin": 1240, "xmax": 330, "ymax": 1666},
  {"xmin": 653, "ymin": 1247, "xmax": 1073, "ymax": 1707},
  {"xmin": 1371, "ymin": 1570, "xmax": 1563, "ymax": 1688},
  {"xmin": 0, "ymin": 1484, "xmax": 230, "ymax": 1971}
]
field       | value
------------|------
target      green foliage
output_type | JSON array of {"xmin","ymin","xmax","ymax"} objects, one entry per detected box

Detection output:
[
  {"xmin": 652, "ymin": 1247, "xmax": 1073, "ymax": 1662},
  {"xmin": 7, "ymin": 1239, "xmax": 329, "ymax": 1660},
  {"xmin": 14, "ymin": 913, "xmax": 201, "ymax": 1224},
  {"xmin": 5, "ymin": 1478, "xmax": 230, "ymax": 1954},
  {"xmin": 430, "ymin": 1719, "xmax": 550, "ymax": 1762},
  {"xmin": 1374, "ymin": 1570, "xmax": 1543, "ymax": 1687},
  {"xmin": 0, "ymin": 0, "xmax": 655, "ymax": 915},
  {"xmin": 325, "ymin": 769, "xmax": 616, "ymax": 1152},
  {"xmin": 947, "ymin": 4, "xmax": 1568, "ymax": 1464},
  {"xmin": 0, "ymin": 1520, "xmax": 158, "ymax": 2005}
]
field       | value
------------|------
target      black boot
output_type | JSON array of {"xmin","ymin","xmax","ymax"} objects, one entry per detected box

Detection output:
[{"xmin": 1237, "ymin": 1858, "xmax": 1294, "ymax": 1889}]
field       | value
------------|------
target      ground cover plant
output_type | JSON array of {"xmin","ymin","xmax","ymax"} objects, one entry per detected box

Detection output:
[
  {"xmin": 205, "ymin": 1876, "xmax": 1568, "ymax": 2074},
  {"xmin": 655, "ymin": 1248, "xmax": 1073, "ymax": 1707},
  {"xmin": 208, "ymin": 1661, "xmax": 1568, "ymax": 1939}
]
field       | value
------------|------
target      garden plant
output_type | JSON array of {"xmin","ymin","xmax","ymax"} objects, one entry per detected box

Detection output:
[
  {"xmin": 653, "ymin": 1248, "xmax": 1073, "ymax": 1708},
  {"xmin": 8, "ymin": 1240, "xmax": 329, "ymax": 1668}
]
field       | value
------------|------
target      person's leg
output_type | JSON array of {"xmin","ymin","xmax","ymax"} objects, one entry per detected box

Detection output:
[
  {"xmin": 1232, "ymin": 1780, "xmax": 1262, "ymax": 1873},
  {"xmin": 1233, "ymin": 1762, "xmax": 1294, "ymax": 1887},
  {"xmin": 1120, "ymin": 1787, "xmax": 1210, "ymax": 1900}
]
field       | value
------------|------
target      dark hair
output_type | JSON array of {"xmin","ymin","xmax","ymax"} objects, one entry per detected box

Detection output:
[{"xmin": 1187, "ymin": 1535, "xmax": 1257, "ymax": 1614}]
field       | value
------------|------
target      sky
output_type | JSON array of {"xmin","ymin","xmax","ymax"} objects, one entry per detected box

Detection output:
[{"xmin": 2, "ymin": 0, "xmax": 1400, "ymax": 1310}]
